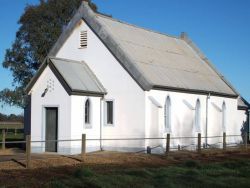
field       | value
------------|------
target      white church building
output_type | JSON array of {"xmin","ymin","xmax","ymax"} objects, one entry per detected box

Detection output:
[{"xmin": 24, "ymin": 2, "xmax": 249, "ymax": 154}]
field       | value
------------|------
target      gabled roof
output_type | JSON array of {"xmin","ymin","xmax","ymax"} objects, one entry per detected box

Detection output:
[
  {"xmin": 96, "ymin": 15, "xmax": 238, "ymax": 97},
  {"xmin": 48, "ymin": 2, "xmax": 238, "ymax": 98},
  {"xmin": 26, "ymin": 57, "xmax": 106, "ymax": 96}
]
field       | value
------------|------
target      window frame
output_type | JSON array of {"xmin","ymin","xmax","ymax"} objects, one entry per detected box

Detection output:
[
  {"xmin": 84, "ymin": 98, "xmax": 92, "ymax": 129},
  {"xmin": 194, "ymin": 99, "xmax": 201, "ymax": 132},
  {"xmin": 104, "ymin": 99, "xmax": 115, "ymax": 126},
  {"xmin": 164, "ymin": 96, "xmax": 171, "ymax": 132}
]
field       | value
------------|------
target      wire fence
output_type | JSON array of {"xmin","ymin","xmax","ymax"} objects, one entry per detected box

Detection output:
[{"xmin": 0, "ymin": 132, "xmax": 249, "ymax": 169}]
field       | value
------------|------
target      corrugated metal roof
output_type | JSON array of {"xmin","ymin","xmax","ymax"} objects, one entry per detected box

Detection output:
[
  {"xmin": 50, "ymin": 57, "xmax": 106, "ymax": 95},
  {"xmin": 44, "ymin": 2, "xmax": 238, "ymax": 97},
  {"xmin": 96, "ymin": 14, "xmax": 236, "ymax": 96}
]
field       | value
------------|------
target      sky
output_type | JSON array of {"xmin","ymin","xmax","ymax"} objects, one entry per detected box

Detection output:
[{"xmin": 0, "ymin": 0, "xmax": 250, "ymax": 115}]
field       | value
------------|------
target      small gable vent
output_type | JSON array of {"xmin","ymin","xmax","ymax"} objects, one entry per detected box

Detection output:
[{"xmin": 80, "ymin": 30, "xmax": 87, "ymax": 48}]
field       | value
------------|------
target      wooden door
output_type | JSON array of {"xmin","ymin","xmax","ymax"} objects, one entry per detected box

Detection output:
[{"xmin": 45, "ymin": 107, "xmax": 58, "ymax": 152}]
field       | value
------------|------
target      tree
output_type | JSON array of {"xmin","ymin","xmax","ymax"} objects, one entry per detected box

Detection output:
[
  {"xmin": 0, "ymin": 0, "xmax": 97, "ymax": 108},
  {"xmin": 0, "ymin": 113, "xmax": 24, "ymax": 122}
]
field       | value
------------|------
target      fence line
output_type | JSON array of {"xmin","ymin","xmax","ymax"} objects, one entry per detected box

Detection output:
[
  {"xmin": 0, "ymin": 134, "xmax": 245, "ymax": 145},
  {"xmin": 0, "ymin": 132, "xmax": 249, "ymax": 169},
  {"xmin": 0, "ymin": 135, "xmax": 247, "ymax": 146}
]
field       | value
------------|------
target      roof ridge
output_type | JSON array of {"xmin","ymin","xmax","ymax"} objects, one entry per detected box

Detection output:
[{"xmin": 96, "ymin": 13, "xmax": 180, "ymax": 40}]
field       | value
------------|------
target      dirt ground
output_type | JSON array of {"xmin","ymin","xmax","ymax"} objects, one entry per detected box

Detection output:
[
  {"xmin": 1, "ymin": 148, "xmax": 250, "ymax": 170},
  {"xmin": 1, "ymin": 148, "xmax": 250, "ymax": 186}
]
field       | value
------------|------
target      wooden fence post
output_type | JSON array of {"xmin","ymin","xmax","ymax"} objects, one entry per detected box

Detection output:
[
  {"xmin": 223, "ymin": 132, "xmax": 226, "ymax": 150},
  {"xmin": 2, "ymin": 129, "xmax": 6, "ymax": 150},
  {"xmin": 26, "ymin": 135, "xmax": 31, "ymax": 169},
  {"xmin": 197, "ymin": 133, "xmax": 201, "ymax": 153},
  {"xmin": 81, "ymin": 134, "xmax": 86, "ymax": 161},
  {"xmin": 166, "ymin": 134, "xmax": 170, "ymax": 153},
  {"xmin": 146, "ymin": 146, "xmax": 151, "ymax": 154},
  {"xmin": 245, "ymin": 132, "xmax": 248, "ymax": 150},
  {"xmin": 178, "ymin": 145, "xmax": 180, "ymax": 151}
]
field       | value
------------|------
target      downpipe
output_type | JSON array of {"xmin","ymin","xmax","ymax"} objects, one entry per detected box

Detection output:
[
  {"xmin": 100, "ymin": 97, "xmax": 104, "ymax": 151},
  {"xmin": 205, "ymin": 93, "xmax": 210, "ymax": 147}
]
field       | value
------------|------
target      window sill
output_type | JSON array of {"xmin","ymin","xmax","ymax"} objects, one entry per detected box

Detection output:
[
  {"xmin": 104, "ymin": 123, "xmax": 115, "ymax": 127},
  {"xmin": 85, "ymin": 124, "xmax": 92, "ymax": 129}
]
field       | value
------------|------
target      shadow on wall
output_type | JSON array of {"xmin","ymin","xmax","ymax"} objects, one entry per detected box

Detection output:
[
  {"xmin": 171, "ymin": 116, "xmax": 181, "ymax": 147},
  {"xmin": 181, "ymin": 113, "xmax": 195, "ymax": 146}
]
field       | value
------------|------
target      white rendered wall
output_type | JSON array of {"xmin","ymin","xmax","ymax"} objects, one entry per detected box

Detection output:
[
  {"xmin": 146, "ymin": 90, "xmax": 244, "ymax": 150},
  {"xmin": 70, "ymin": 95, "xmax": 101, "ymax": 153},
  {"xmin": 30, "ymin": 67, "xmax": 71, "ymax": 153},
  {"xmin": 56, "ymin": 20, "xmax": 146, "ymax": 151}
]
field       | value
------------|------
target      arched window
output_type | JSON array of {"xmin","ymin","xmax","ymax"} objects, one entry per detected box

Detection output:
[
  {"xmin": 164, "ymin": 96, "xmax": 171, "ymax": 132},
  {"xmin": 85, "ymin": 99, "xmax": 90, "ymax": 124},
  {"xmin": 195, "ymin": 99, "xmax": 201, "ymax": 132},
  {"xmin": 222, "ymin": 101, "xmax": 226, "ymax": 132}
]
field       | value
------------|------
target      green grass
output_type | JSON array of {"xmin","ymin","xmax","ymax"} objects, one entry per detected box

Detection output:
[
  {"xmin": 44, "ymin": 159, "xmax": 250, "ymax": 188},
  {"xmin": 0, "ymin": 132, "xmax": 24, "ymax": 140}
]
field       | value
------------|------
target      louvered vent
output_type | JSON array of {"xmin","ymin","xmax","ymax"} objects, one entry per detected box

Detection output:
[{"xmin": 80, "ymin": 31, "xmax": 87, "ymax": 48}]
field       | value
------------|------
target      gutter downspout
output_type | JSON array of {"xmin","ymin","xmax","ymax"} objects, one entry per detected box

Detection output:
[
  {"xmin": 100, "ymin": 97, "xmax": 104, "ymax": 151},
  {"xmin": 205, "ymin": 93, "xmax": 210, "ymax": 147}
]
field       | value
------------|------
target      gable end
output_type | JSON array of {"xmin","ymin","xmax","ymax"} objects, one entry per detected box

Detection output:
[{"xmin": 26, "ymin": 57, "xmax": 106, "ymax": 97}]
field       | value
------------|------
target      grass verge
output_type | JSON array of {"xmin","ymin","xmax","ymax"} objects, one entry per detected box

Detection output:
[{"xmin": 43, "ymin": 159, "xmax": 250, "ymax": 188}]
